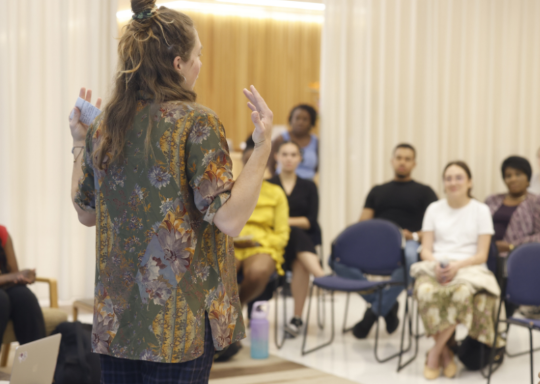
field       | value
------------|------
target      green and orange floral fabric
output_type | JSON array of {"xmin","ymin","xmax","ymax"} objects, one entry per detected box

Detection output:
[{"xmin": 75, "ymin": 92, "xmax": 245, "ymax": 363}]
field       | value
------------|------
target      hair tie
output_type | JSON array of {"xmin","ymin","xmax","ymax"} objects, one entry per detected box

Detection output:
[{"xmin": 132, "ymin": 8, "xmax": 156, "ymax": 21}]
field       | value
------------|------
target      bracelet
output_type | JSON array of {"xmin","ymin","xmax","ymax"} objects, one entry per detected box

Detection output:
[
  {"xmin": 254, "ymin": 138, "xmax": 266, "ymax": 148},
  {"xmin": 72, "ymin": 146, "xmax": 85, "ymax": 163},
  {"xmin": 72, "ymin": 146, "xmax": 84, "ymax": 154}
]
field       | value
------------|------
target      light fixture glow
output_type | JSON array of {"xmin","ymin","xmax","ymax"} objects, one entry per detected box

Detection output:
[
  {"xmin": 215, "ymin": 0, "xmax": 325, "ymax": 11},
  {"xmin": 116, "ymin": 1, "xmax": 324, "ymax": 23}
]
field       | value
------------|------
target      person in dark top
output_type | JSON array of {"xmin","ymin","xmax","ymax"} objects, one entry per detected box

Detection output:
[
  {"xmin": 0, "ymin": 225, "xmax": 46, "ymax": 347},
  {"xmin": 485, "ymin": 156, "xmax": 540, "ymax": 255},
  {"xmin": 485, "ymin": 156, "xmax": 540, "ymax": 318},
  {"xmin": 330, "ymin": 143, "xmax": 438, "ymax": 339},
  {"xmin": 268, "ymin": 141, "xmax": 325, "ymax": 337},
  {"xmin": 268, "ymin": 104, "xmax": 319, "ymax": 179}
]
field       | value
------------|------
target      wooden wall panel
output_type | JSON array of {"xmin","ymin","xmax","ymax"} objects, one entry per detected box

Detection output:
[{"xmin": 119, "ymin": 13, "xmax": 321, "ymax": 150}]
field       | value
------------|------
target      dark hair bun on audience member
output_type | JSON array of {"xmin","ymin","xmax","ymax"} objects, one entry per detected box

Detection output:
[
  {"xmin": 132, "ymin": 0, "xmax": 156, "ymax": 14},
  {"xmin": 501, "ymin": 156, "xmax": 532, "ymax": 181},
  {"xmin": 288, "ymin": 104, "xmax": 318, "ymax": 127}
]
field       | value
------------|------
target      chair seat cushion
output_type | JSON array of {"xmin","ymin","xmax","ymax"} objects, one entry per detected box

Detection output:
[
  {"xmin": 2, "ymin": 308, "xmax": 68, "ymax": 344},
  {"xmin": 313, "ymin": 275, "xmax": 398, "ymax": 292}
]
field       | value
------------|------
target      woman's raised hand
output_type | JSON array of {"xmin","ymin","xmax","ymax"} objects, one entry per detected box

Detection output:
[
  {"xmin": 243, "ymin": 85, "xmax": 273, "ymax": 146},
  {"xmin": 69, "ymin": 87, "xmax": 102, "ymax": 144}
]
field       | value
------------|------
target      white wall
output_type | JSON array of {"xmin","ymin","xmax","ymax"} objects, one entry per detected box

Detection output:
[{"xmin": 0, "ymin": 0, "xmax": 118, "ymax": 303}]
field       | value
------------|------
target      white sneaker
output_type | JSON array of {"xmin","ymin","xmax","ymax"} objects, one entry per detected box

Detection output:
[{"xmin": 284, "ymin": 317, "xmax": 303, "ymax": 338}]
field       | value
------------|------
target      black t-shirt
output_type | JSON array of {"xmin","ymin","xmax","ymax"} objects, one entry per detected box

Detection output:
[
  {"xmin": 268, "ymin": 175, "xmax": 321, "ymax": 245},
  {"xmin": 268, "ymin": 175, "xmax": 319, "ymax": 229},
  {"xmin": 364, "ymin": 180, "xmax": 438, "ymax": 232}
]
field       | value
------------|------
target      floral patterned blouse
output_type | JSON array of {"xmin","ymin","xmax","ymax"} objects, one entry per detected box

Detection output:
[{"xmin": 75, "ymin": 92, "xmax": 245, "ymax": 363}]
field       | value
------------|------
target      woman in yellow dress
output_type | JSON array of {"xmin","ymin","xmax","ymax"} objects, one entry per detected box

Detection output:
[{"xmin": 235, "ymin": 137, "xmax": 290, "ymax": 306}]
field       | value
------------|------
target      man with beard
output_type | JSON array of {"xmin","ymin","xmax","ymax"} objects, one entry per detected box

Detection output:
[{"xmin": 330, "ymin": 143, "xmax": 437, "ymax": 339}]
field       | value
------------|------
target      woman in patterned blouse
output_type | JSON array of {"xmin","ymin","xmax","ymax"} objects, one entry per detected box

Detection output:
[{"xmin": 69, "ymin": 0, "xmax": 274, "ymax": 382}]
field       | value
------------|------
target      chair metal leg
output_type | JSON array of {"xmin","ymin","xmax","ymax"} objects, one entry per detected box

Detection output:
[
  {"xmin": 506, "ymin": 346, "xmax": 540, "ymax": 358},
  {"xmin": 373, "ymin": 288, "xmax": 410, "ymax": 364},
  {"xmin": 529, "ymin": 327, "xmax": 534, "ymax": 384},
  {"xmin": 397, "ymin": 295, "xmax": 419, "ymax": 371},
  {"xmin": 302, "ymin": 286, "xmax": 335, "ymax": 355},
  {"xmin": 505, "ymin": 324, "xmax": 540, "ymax": 357},
  {"xmin": 486, "ymin": 295, "xmax": 504, "ymax": 384},
  {"xmin": 342, "ymin": 292, "xmax": 354, "ymax": 333},
  {"xmin": 317, "ymin": 286, "xmax": 326, "ymax": 330},
  {"xmin": 411, "ymin": 298, "xmax": 425, "ymax": 338},
  {"xmin": 274, "ymin": 281, "xmax": 288, "ymax": 349}
]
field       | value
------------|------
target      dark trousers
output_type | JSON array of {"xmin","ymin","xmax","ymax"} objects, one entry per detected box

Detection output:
[
  {"xmin": 99, "ymin": 314, "xmax": 215, "ymax": 384},
  {"xmin": 0, "ymin": 285, "xmax": 46, "ymax": 344}
]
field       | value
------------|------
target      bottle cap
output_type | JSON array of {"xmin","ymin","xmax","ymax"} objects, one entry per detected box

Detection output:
[{"xmin": 250, "ymin": 301, "xmax": 269, "ymax": 319}]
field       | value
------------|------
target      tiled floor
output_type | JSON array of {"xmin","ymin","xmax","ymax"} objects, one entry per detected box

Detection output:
[
  {"xmin": 210, "ymin": 347, "xmax": 357, "ymax": 383},
  {"xmin": 3, "ymin": 293, "xmax": 538, "ymax": 384},
  {"xmin": 263, "ymin": 291, "xmax": 540, "ymax": 384}
]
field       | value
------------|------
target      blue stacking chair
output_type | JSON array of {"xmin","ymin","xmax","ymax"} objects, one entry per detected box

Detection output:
[
  {"xmin": 487, "ymin": 243, "xmax": 540, "ymax": 384},
  {"xmin": 301, "ymin": 219, "xmax": 412, "ymax": 370}
]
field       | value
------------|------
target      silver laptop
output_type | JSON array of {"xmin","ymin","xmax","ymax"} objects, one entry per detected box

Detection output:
[{"xmin": 3, "ymin": 334, "xmax": 61, "ymax": 384}]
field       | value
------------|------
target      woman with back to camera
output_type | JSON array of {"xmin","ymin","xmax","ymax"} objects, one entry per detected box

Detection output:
[
  {"xmin": 269, "ymin": 104, "xmax": 319, "ymax": 180},
  {"xmin": 412, "ymin": 161, "xmax": 504, "ymax": 380},
  {"xmin": 268, "ymin": 141, "xmax": 324, "ymax": 336},
  {"xmin": 68, "ymin": 0, "xmax": 274, "ymax": 382}
]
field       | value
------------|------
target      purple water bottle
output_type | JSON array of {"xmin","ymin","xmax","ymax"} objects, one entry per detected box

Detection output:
[{"xmin": 250, "ymin": 301, "xmax": 269, "ymax": 359}]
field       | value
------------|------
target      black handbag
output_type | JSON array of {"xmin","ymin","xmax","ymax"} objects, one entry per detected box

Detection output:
[{"xmin": 457, "ymin": 336, "xmax": 505, "ymax": 371}]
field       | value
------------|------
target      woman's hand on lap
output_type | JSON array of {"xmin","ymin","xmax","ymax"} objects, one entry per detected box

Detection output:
[
  {"xmin": 69, "ymin": 87, "xmax": 102, "ymax": 145},
  {"xmin": 434, "ymin": 263, "xmax": 446, "ymax": 284},
  {"xmin": 14, "ymin": 269, "xmax": 36, "ymax": 285},
  {"xmin": 243, "ymin": 85, "xmax": 273, "ymax": 146},
  {"xmin": 440, "ymin": 262, "xmax": 459, "ymax": 284},
  {"xmin": 496, "ymin": 240, "xmax": 511, "ymax": 253}
]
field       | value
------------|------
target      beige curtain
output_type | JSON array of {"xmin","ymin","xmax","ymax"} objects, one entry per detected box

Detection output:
[
  {"xmin": 0, "ymin": 0, "xmax": 118, "ymax": 303},
  {"xmin": 320, "ymin": 0, "xmax": 540, "ymax": 255}
]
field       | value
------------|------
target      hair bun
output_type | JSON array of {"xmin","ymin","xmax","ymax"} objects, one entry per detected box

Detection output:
[{"xmin": 131, "ymin": 0, "xmax": 157, "ymax": 15}]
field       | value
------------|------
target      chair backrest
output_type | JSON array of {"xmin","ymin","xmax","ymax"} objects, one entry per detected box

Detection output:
[
  {"xmin": 506, "ymin": 243, "xmax": 540, "ymax": 306},
  {"xmin": 331, "ymin": 219, "xmax": 403, "ymax": 275}
]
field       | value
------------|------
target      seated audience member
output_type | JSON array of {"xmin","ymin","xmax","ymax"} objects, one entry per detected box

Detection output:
[
  {"xmin": 486, "ymin": 156, "xmax": 540, "ymax": 256},
  {"xmin": 269, "ymin": 104, "xmax": 318, "ymax": 180},
  {"xmin": 331, "ymin": 144, "xmax": 437, "ymax": 339},
  {"xmin": 486, "ymin": 156, "xmax": 540, "ymax": 318},
  {"xmin": 529, "ymin": 147, "xmax": 540, "ymax": 194},
  {"xmin": 268, "ymin": 141, "xmax": 325, "ymax": 337},
  {"xmin": 413, "ymin": 161, "xmax": 502, "ymax": 380},
  {"xmin": 235, "ymin": 137, "xmax": 290, "ymax": 295},
  {"xmin": 215, "ymin": 137, "xmax": 289, "ymax": 362},
  {"xmin": 0, "ymin": 225, "xmax": 46, "ymax": 345}
]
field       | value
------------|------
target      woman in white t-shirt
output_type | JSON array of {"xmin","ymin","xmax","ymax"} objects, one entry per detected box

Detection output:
[{"xmin": 415, "ymin": 161, "xmax": 498, "ymax": 380}]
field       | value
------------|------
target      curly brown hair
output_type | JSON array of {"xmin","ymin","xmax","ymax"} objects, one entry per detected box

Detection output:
[{"xmin": 93, "ymin": 0, "xmax": 197, "ymax": 169}]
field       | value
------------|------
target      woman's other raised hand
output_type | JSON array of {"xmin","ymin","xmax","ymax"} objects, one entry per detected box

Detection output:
[{"xmin": 243, "ymin": 85, "xmax": 273, "ymax": 147}]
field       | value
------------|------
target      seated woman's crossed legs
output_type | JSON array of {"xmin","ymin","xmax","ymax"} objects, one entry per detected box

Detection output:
[{"xmin": 236, "ymin": 253, "xmax": 276, "ymax": 306}]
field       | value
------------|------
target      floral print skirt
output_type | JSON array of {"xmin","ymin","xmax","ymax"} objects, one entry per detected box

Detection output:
[{"xmin": 414, "ymin": 275, "xmax": 505, "ymax": 348}]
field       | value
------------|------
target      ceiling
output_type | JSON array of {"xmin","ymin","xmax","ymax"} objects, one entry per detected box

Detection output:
[{"xmin": 117, "ymin": 0, "xmax": 324, "ymax": 13}]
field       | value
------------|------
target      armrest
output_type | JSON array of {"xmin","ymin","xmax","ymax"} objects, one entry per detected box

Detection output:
[{"xmin": 35, "ymin": 277, "xmax": 58, "ymax": 308}]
